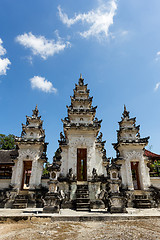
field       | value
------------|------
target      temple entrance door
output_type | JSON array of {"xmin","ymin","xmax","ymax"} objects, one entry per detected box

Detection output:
[
  {"xmin": 131, "ymin": 162, "xmax": 141, "ymax": 190},
  {"xmin": 21, "ymin": 161, "xmax": 32, "ymax": 190},
  {"xmin": 77, "ymin": 148, "xmax": 87, "ymax": 181}
]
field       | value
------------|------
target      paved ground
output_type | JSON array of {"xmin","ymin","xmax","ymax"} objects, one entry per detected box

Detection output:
[
  {"xmin": 0, "ymin": 207, "xmax": 160, "ymax": 218},
  {"xmin": 0, "ymin": 217, "xmax": 160, "ymax": 239},
  {"xmin": 0, "ymin": 208, "xmax": 160, "ymax": 239}
]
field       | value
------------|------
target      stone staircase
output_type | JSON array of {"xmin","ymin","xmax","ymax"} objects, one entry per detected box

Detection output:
[
  {"xmin": 12, "ymin": 191, "xmax": 28, "ymax": 209},
  {"xmin": 133, "ymin": 191, "xmax": 152, "ymax": 208},
  {"xmin": 76, "ymin": 184, "xmax": 90, "ymax": 211}
]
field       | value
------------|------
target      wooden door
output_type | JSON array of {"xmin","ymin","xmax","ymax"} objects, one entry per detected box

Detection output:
[
  {"xmin": 77, "ymin": 148, "xmax": 87, "ymax": 181},
  {"xmin": 131, "ymin": 162, "xmax": 141, "ymax": 190}
]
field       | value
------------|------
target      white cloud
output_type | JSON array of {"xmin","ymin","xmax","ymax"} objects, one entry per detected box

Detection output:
[
  {"xmin": 30, "ymin": 76, "xmax": 57, "ymax": 93},
  {"xmin": 120, "ymin": 30, "xmax": 129, "ymax": 36},
  {"xmin": 154, "ymin": 82, "xmax": 160, "ymax": 91},
  {"xmin": 0, "ymin": 39, "xmax": 7, "ymax": 56},
  {"xmin": 0, "ymin": 58, "xmax": 11, "ymax": 76},
  {"xmin": 155, "ymin": 51, "xmax": 160, "ymax": 61},
  {"xmin": 58, "ymin": 0, "xmax": 117, "ymax": 39},
  {"xmin": 0, "ymin": 38, "xmax": 11, "ymax": 76},
  {"xmin": 16, "ymin": 32, "xmax": 70, "ymax": 60}
]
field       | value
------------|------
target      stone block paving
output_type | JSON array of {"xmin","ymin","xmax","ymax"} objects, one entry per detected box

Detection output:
[{"xmin": 0, "ymin": 208, "xmax": 160, "ymax": 240}]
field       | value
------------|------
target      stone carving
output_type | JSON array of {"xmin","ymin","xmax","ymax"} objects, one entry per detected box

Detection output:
[
  {"xmin": 10, "ymin": 106, "xmax": 47, "ymax": 191},
  {"xmin": 60, "ymin": 132, "xmax": 65, "ymax": 142},
  {"xmin": 92, "ymin": 168, "xmax": 98, "ymax": 180},
  {"xmin": 97, "ymin": 132, "xmax": 103, "ymax": 142},
  {"xmin": 122, "ymin": 104, "xmax": 129, "ymax": 118},
  {"xmin": 43, "ymin": 192, "xmax": 61, "ymax": 213},
  {"xmin": 125, "ymin": 150, "xmax": 142, "ymax": 161},
  {"xmin": 67, "ymin": 168, "xmax": 74, "ymax": 180},
  {"xmin": 32, "ymin": 105, "xmax": 39, "ymax": 117}
]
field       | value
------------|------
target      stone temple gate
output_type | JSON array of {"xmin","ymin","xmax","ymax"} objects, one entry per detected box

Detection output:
[
  {"xmin": 0, "ymin": 75, "xmax": 160, "ymax": 212},
  {"xmin": 58, "ymin": 74, "xmax": 107, "ymax": 181}
]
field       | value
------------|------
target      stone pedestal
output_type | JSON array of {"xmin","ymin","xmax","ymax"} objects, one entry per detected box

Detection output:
[
  {"xmin": 108, "ymin": 177, "xmax": 127, "ymax": 213},
  {"xmin": 43, "ymin": 192, "xmax": 60, "ymax": 213},
  {"xmin": 108, "ymin": 194, "xmax": 127, "ymax": 213},
  {"xmin": 43, "ymin": 179, "xmax": 61, "ymax": 213}
]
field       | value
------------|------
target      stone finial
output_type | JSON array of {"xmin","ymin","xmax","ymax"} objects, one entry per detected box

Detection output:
[
  {"xmin": 32, "ymin": 105, "xmax": 39, "ymax": 117},
  {"xmin": 78, "ymin": 73, "xmax": 84, "ymax": 86},
  {"xmin": 122, "ymin": 104, "xmax": 129, "ymax": 118}
]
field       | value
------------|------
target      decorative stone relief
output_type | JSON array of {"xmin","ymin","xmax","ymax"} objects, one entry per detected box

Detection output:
[{"xmin": 125, "ymin": 150, "xmax": 143, "ymax": 161}]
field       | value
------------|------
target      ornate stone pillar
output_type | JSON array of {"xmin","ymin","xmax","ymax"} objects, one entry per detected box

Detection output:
[{"xmin": 125, "ymin": 160, "xmax": 134, "ymax": 190}]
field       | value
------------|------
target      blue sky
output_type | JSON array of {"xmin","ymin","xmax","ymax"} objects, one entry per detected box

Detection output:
[{"xmin": 1, "ymin": 0, "xmax": 160, "ymax": 162}]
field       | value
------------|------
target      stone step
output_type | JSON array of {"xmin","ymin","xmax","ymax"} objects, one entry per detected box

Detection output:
[
  {"xmin": 16, "ymin": 195, "xmax": 28, "ymax": 200},
  {"xmin": 14, "ymin": 199, "xmax": 28, "ymax": 203},
  {"xmin": 134, "ymin": 190, "xmax": 150, "ymax": 195},
  {"xmin": 76, "ymin": 208, "xmax": 90, "ymax": 211},
  {"xmin": 76, "ymin": 205, "xmax": 90, "ymax": 210},
  {"xmin": 134, "ymin": 199, "xmax": 152, "ymax": 209},
  {"xmin": 18, "ymin": 190, "xmax": 29, "ymax": 195},
  {"xmin": 76, "ymin": 184, "xmax": 90, "ymax": 211},
  {"xmin": 136, "ymin": 202, "xmax": 151, "ymax": 206},
  {"xmin": 12, "ymin": 193, "xmax": 29, "ymax": 209},
  {"xmin": 135, "ymin": 195, "xmax": 149, "ymax": 200},
  {"xmin": 77, "ymin": 190, "xmax": 88, "ymax": 192},
  {"xmin": 135, "ymin": 204, "xmax": 151, "ymax": 209},
  {"xmin": 76, "ymin": 194, "xmax": 89, "ymax": 198},
  {"xmin": 76, "ymin": 200, "xmax": 90, "ymax": 204},
  {"xmin": 76, "ymin": 198, "xmax": 90, "ymax": 201},
  {"xmin": 77, "ymin": 185, "xmax": 88, "ymax": 190},
  {"xmin": 12, "ymin": 203, "xmax": 28, "ymax": 209},
  {"xmin": 135, "ymin": 199, "xmax": 151, "ymax": 202},
  {"xmin": 76, "ymin": 201, "xmax": 90, "ymax": 205},
  {"xmin": 76, "ymin": 189, "xmax": 89, "ymax": 193}
]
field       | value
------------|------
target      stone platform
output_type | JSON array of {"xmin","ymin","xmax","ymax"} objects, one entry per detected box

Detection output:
[{"xmin": 0, "ymin": 208, "xmax": 160, "ymax": 222}]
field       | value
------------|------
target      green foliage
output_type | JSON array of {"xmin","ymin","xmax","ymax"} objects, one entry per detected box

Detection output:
[
  {"xmin": 43, "ymin": 162, "xmax": 49, "ymax": 175},
  {"xmin": 154, "ymin": 160, "xmax": 160, "ymax": 168},
  {"xmin": 0, "ymin": 134, "xmax": 15, "ymax": 150},
  {"xmin": 150, "ymin": 160, "xmax": 160, "ymax": 173}
]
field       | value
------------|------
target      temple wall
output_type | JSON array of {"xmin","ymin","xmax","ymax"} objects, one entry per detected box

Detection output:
[
  {"xmin": 41, "ymin": 179, "xmax": 49, "ymax": 188},
  {"xmin": 60, "ymin": 147, "xmax": 69, "ymax": 177},
  {"xmin": 119, "ymin": 161, "xmax": 127, "ymax": 187},
  {"xmin": 60, "ymin": 133, "xmax": 105, "ymax": 179},
  {"xmin": 95, "ymin": 148, "xmax": 106, "ymax": 176},
  {"xmin": 68, "ymin": 133, "xmax": 95, "ymax": 178},
  {"xmin": 11, "ymin": 146, "xmax": 44, "ymax": 190},
  {"xmin": 57, "ymin": 181, "xmax": 106, "ymax": 207},
  {"xmin": 150, "ymin": 177, "xmax": 160, "ymax": 188},
  {"xmin": 0, "ymin": 179, "xmax": 11, "ymax": 189},
  {"xmin": 88, "ymin": 181, "xmax": 101, "ymax": 200},
  {"xmin": 29, "ymin": 158, "xmax": 44, "ymax": 188},
  {"xmin": 119, "ymin": 148, "xmax": 151, "ymax": 190}
]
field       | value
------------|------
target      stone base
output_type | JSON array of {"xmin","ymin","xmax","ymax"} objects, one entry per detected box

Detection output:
[
  {"xmin": 110, "ymin": 207, "xmax": 127, "ymax": 213},
  {"xmin": 43, "ymin": 192, "xmax": 61, "ymax": 213},
  {"xmin": 90, "ymin": 200, "xmax": 105, "ymax": 209},
  {"xmin": 108, "ymin": 195, "xmax": 127, "ymax": 213},
  {"xmin": 43, "ymin": 206, "xmax": 59, "ymax": 213},
  {"xmin": 61, "ymin": 200, "xmax": 74, "ymax": 209}
]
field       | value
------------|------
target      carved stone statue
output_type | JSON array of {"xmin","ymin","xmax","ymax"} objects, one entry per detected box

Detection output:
[
  {"xmin": 92, "ymin": 168, "xmax": 98, "ymax": 180},
  {"xmin": 60, "ymin": 132, "xmax": 65, "ymax": 142},
  {"xmin": 67, "ymin": 168, "xmax": 74, "ymax": 180}
]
